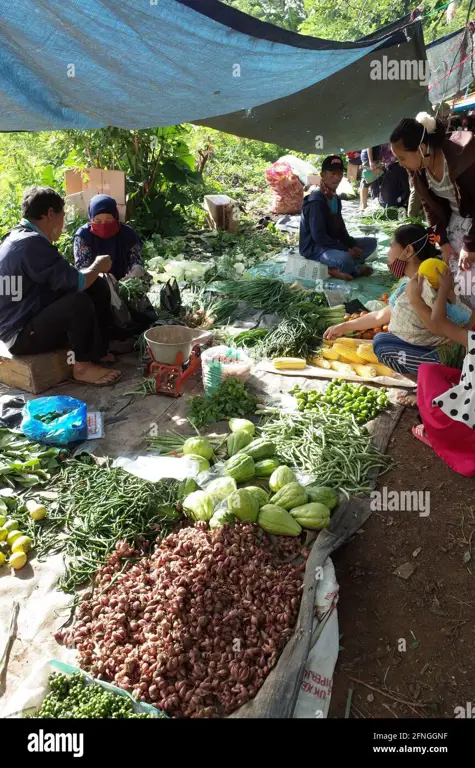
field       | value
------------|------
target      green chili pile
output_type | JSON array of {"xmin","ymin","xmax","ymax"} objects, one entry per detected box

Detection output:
[{"xmin": 34, "ymin": 459, "xmax": 182, "ymax": 593}]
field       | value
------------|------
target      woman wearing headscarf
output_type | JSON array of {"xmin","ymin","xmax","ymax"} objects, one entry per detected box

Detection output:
[{"xmin": 74, "ymin": 194, "xmax": 143, "ymax": 280}]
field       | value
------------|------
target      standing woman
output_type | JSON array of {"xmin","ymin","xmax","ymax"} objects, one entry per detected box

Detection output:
[
  {"xmin": 390, "ymin": 113, "xmax": 475, "ymax": 295},
  {"xmin": 74, "ymin": 194, "xmax": 143, "ymax": 281}
]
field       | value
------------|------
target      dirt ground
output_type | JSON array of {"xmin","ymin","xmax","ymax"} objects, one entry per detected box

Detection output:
[{"xmin": 329, "ymin": 408, "xmax": 475, "ymax": 720}]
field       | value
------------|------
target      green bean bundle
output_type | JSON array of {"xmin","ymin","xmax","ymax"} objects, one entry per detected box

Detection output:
[{"xmin": 256, "ymin": 406, "xmax": 390, "ymax": 496}]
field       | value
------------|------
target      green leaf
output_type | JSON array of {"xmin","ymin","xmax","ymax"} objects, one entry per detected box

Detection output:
[
  {"xmin": 463, "ymin": 550, "xmax": 472, "ymax": 563},
  {"xmin": 41, "ymin": 165, "xmax": 55, "ymax": 186}
]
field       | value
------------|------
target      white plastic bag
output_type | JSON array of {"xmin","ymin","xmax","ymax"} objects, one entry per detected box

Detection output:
[
  {"xmin": 201, "ymin": 345, "xmax": 252, "ymax": 394},
  {"xmin": 112, "ymin": 453, "xmax": 203, "ymax": 482},
  {"xmin": 293, "ymin": 557, "xmax": 339, "ymax": 719}
]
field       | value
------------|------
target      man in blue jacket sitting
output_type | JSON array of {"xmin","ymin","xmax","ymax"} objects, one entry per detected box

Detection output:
[{"xmin": 299, "ymin": 155, "xmax": 377, "ymax": 281}]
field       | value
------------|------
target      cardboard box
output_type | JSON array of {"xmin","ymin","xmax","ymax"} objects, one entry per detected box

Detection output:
[
  {"xmin": 64, "ymin": 188, "xmax": 95, "ymax": 217},
  {"xmin": 0, "ymin": 344, "xmax": 73, "ymax": 394},
  {"xmin": 117, "ymin": 204, "xmax": 127, "ymax": 223},
  {"xmin": 204, "ymin": 194, "xmax": 239, "ymax": 233},
  {"xmin": 64, "ymin": 168, "xmax": 126, "ymax": 205}
]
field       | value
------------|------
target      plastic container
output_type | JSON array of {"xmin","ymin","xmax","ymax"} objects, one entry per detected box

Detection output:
[
  {"xmin": 201, "ymin": 345, "xmax": 252, "ymax": 394},
  {"xmin": 144, "ymin": 326, "xmax": 212, "ymax": 364},
  {"xmin": 284, "ymin": 253, "xmax": 329, "ymax": 285}
]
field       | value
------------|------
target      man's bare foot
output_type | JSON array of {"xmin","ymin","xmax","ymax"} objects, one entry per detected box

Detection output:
[
  {"xmin": 328, "ymin": 268, "xmax": 354, "ymax": 281},
  {"xmin": 359, "ymin": 266, "xmax": 373, "ymax": 277},
  {"xmin": 73, "ymin": 361, "xmax": 121, "ymax": 386}
]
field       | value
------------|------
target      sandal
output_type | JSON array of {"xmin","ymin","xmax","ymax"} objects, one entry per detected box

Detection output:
[{"xmin": 412, "ymin": 423, "xmax": 431, "ymax": 447}]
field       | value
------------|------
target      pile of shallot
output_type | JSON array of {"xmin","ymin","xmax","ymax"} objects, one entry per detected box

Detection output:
[{"xmin": 61, "ymin": 523, "xmax": 306, "ymax": 717}]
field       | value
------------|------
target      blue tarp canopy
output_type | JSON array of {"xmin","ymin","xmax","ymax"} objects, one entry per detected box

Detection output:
[
  {"xmin": 426, "ymin": 23, "xmax": 475, "ymax": 105},
  {"xmin": 1, "ymin": 0, "xmax": 429, "ymax": 151}
]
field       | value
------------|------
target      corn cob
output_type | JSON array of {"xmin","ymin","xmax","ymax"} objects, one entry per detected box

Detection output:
[
  {"xmin": 373, "ymin": 362, "xmax": 396, "ymax": 377},
  {"xmin": 352, "ymin": 363, "xmax": 378, "ymax": 378},
  {"xmin": 273, "ymin": 357, "xmax": 306, "ymax": 370},
  {"xmin": 310, "ymin": 357, "xmax": 332, "ymax": 369},
  {"xmin": 321, "ymin": 346, "xmax": 340, "ymax": 360},
  {"xmin": 333, "ymin": 344, "xmax": 364, "ymax": 364},
  {"xmin": 356, "ymin": 344, "xmax": 378, "ymax": 364},
  {"xmin": 331, "ymin": 337, "xmax": 361, "ymax": 347},
  {"xmin": 330, "ymin": 360, "xmax": 354, "ymax": 375}
]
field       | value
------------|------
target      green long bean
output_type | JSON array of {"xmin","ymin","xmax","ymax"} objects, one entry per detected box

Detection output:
[{"xmin": 257, "ymin": 406, "xmax": 390, "ymax": 495}]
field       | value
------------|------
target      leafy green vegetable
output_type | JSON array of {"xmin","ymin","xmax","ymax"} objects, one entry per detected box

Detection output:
[{"xmin": 188, "ymin": 377, "xmax": 258, "ymax": 428}]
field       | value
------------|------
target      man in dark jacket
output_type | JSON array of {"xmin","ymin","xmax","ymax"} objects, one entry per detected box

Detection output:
[
  {"xmin": 0, "ymin": 187, "xmax": 120, "ymax": 386},
  {"xmin": 299, "ymin": 155, "xmax": 376, "ymax": 280}
]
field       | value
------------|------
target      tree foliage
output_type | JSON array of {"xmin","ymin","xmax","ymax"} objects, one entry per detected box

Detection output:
[{"xmin": 225, "ymin": 0, "xmax": 475, "ymax": 44}]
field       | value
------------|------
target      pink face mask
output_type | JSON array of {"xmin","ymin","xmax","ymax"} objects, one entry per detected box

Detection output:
[{"xmin": 90, "ymin": 220, "xmax": 120, "ymax": 239}]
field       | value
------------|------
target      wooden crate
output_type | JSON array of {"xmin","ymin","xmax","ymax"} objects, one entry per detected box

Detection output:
[{"xmin": 0, "ymin": 344, "xmax": 72, "ymax": 394}]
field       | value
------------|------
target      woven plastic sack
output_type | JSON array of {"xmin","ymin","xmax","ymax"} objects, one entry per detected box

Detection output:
[
  {"xmin": 265, "ymin": 162, "xmax": 303, "ymax": 215},
  {"xmin": 21, "ymin": 396, "xmax": 87, "ymax": 445},
  {"xmin": 201, "ymin": 345, "xmax": 252, "ymax": 395}
]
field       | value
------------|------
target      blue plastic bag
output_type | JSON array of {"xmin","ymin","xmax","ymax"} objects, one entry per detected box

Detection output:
[{"xmin": 21, "ymin": 396, "xmax": 87, "ymax": 445}]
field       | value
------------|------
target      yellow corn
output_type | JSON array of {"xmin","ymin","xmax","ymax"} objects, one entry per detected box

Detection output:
[
  {"xmin": 356, "ymin": 344, "xmax": 378, "ymax": 364},
  {"xmin": 333, "ymin": 344, "xmax": 364, "ymax": 364},
  {"xmin": 352, "ymin": 363, "xmax": 378, "ymax": 378},
  {"xmin": 330, "ymin": 360, "xmax": 354, "ymax": 375},
  {"xmin": 373, "ymin": 362, "xmax": 396, "ymax": 377},
  {"xmin": 321, "ymin": 346, "xmax": 340, "ymax": 360},
  {"xmin": 310, "ymin": 357, "xmax": 332, "ymax": 369},
  {"xmin": 330, "ymin": 336, "xmax": 361, "ymax": 347},
  {"xmin": 273, "ymin": 357, "xmax": 307, "ymax": 370}
]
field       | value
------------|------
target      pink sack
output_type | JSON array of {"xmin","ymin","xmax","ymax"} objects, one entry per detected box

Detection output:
[{"xmin": 265, "ymin": 161, "xmax": 303, "ymax": 214}]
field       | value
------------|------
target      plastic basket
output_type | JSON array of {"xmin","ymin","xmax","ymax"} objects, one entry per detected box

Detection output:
[
  {"xmin": 201, "ymin": 346, "xmax": 252, "ymax": 395},
  {"xmin": 284, "ymin": 253, "xmax": 329, "ymax": 285}
]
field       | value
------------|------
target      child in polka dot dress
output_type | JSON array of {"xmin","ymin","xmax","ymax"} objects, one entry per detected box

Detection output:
[{"xmin": 406, "ymin": 270, "xmax": 475, "ymax": 476}]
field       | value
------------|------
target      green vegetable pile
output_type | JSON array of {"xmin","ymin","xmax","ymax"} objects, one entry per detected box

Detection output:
[
  {"xmin": 257, "ymin": 406, "xmax": 390, "ymax": 496},
  {"xmin": 32, "ymin": 672, "xmax": 162, "ymax": 719},
  {"xmin": 209, "ymin": 278, "xmax": 326, "ymax": 314},
  {"xmin": 0, "ymin": 429, "xmax": 63, "ymax": 488},
  {"xmin": 117, "ymin": 277, "xmax": 149, "ymax": 310},
  {"xmin": 255, "ymin": 305, "xmax": 345, "ymax": 360},
  {"xmin": 35, "ymin": 459, "xmax": 182, "ymax": 593},
  {"xmin": 32, "ymin": 410, "xmax": 62, "ymax": 424},
  {"xmin": 291, "ymin": 380, "xmax": 389, "ymax": 425},
  {"xmin": 188, "ymin": 377, "xmax": 258, "ymax": 428}
]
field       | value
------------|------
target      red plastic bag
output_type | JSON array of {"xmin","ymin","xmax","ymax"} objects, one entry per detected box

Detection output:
[{"xmin": 265, "ymin": 161, "xmax": 303, "ymax": 214}]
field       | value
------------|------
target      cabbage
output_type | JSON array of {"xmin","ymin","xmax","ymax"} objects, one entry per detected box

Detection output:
[
  {"xmin": 206, "ymin": 476, "xmax": 237, "ymax": 505},
  {"xmin": 183, "ymin": 454, "xmax": 210, "ymax": 473},
  {"xmin": 182, "ymin": 491, "xmax": 214, "ymax": 521}
]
